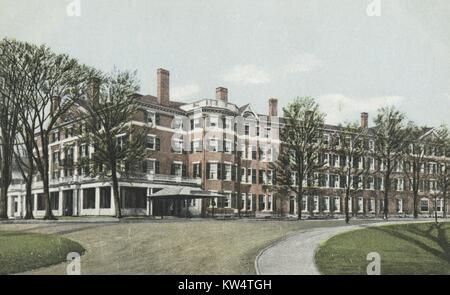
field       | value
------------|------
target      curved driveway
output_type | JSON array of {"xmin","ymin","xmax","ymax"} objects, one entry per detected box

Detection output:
[{"xmin": 255, "ymin": 220, "xmax": 429, "ymax": 275}]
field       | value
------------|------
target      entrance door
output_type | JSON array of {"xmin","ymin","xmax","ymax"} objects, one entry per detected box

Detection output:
[
  {"xmin": 63, "ymin": 191, "xmax": 73, "ymax": 216},
  {"xmin": 289, "ymin": 198, "xmax": 295, "ymax": 215}
]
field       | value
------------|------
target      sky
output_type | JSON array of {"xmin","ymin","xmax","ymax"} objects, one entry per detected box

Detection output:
[{"xmin": 1, "ymin": 0, "xmax": 449, "ymax": 127}]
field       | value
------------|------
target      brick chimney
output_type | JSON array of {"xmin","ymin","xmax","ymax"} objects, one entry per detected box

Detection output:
[
  {"xmin": 268, "ymin": 98, "xmax": 278, "ymax": 117},
  {"xmin": 216, "ymin": 87, "xmax": 228, "ymax": 102},
  {"xmin": 157, "ymin": 68, "xmax": 170, "ymax": 105},
  {"xmin": 361, "ymin": 112, "xmax": 369, "ymax": 129}
]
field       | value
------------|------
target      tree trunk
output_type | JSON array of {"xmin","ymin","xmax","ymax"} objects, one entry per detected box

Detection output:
[
  {"xmin": 41, "ymin": 136, "xmax": 56, "ymax": 220},
  {"xmin": 443, "ymin": 192, "xmax": 447, "ymax": 219},
  {"xmin": 434, "ymin": 198, "xmax": 438, "ymax": 224},
  {"xmin": 0, "ymin": 187, "xmax": 8, "ymax": 219},
  {"xmin": 24, "ymin": 174, "xmax": 34, "ymax": 219},
  {"xmin": 413, "ymin": 190, "xmax": 419, "ymax": 219},
  {"xmin": 111, "ymin": 166, "xmax": 122, "ymax": 218},
  {"xmin": 383, "ymin": 175, "xmax": 390, "ymax": 220},
  {"xmin": 0, "ymin": 151, "xmax": 12, "ymax": 219},
  {"xmin": 345, "ymin": 192, "xmax": 350, "ymax": 224}
]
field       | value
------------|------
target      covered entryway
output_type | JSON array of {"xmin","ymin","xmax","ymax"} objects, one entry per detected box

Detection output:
[{"xmin": 149, "ymin": 186, "xmax": 225, "ymax": 218}]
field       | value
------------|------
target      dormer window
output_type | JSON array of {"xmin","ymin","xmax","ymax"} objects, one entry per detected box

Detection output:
[{"xmin": 145, "ymin": 111, "xmax": 155, "ymax": 125}]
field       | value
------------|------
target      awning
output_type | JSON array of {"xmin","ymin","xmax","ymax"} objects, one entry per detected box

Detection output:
[{"xmin": 148, "ymin": 186, "xmax": 226, "ymax": 199}]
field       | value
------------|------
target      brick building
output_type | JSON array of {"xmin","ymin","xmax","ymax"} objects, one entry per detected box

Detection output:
[{"xmin": 6, "ymin": 69, "xmax": 449, "ymax": 219}]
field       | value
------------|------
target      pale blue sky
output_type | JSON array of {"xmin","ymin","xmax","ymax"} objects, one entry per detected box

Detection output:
[{"xmin": 1, "ymin": 0, "xmax": 449, "ymax": 127}]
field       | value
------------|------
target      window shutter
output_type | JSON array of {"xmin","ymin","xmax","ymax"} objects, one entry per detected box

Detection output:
[
  {"xmin": 155, "ymin": 113, "xmax": 160, "ymax": 125},
  {"xmin": 231, "ymin": 193, "xmax": 236, "ymax": 208},
  {"xmin": 217, "ymin": 163, "xmax": 222, "ymax": 180},
  {"xmin": 182, "ymin": 163, "xmax": 187, "ymax": 177},
  {"xmin": 252, "ymin": 169, "xmax": 257, "ymax": 184},
  {"xmin": 259, "ymin": 170, "xmax": 264, "ymax": 184},
  {"xmin": 231, "ymin": 165, "xmax": 236, "ymax": 181},
  {"xmin": 206, "ymin": 163, "xmax": 210, "ymax": 180},
  {"xmin": 155, "ymin": 161, "xmax": 160, "ymax": 174},
  {"xmin": 170, "ymin": 163, "xmax": 175, "ymax": 175},
  {"xmin": 155, "ymin": 137, "xmax": 160, "ymax": 151},
  {"xmin": 142, "ymin": 161, "xmax": 147, "ymax": 173}
]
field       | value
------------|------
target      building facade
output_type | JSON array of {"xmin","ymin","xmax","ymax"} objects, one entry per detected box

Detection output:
[{"xmin": 6, "ymin": 69, "xmax": 449, "ymax": 219}]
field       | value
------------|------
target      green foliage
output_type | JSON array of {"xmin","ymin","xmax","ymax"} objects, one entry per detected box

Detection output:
[{"xmin": 0, "ymin": 231, "xmax": 85, "ymax": 274}]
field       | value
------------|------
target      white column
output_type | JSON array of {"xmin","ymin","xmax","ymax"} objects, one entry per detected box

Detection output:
[
  {"xmin": 95, "ymin": 187, "xmax": 101, "ymax": 215},
  {"xmin": 264, "ymin": 194, "xmax": 269, "ymax": 211},
  {"xmin": 243, "ymin": 194, "xmax": 247, "ymax": 212},
  {"xmin": 110, "ymin": 185, "xmax": 116, "ymax": 216},
  {"xmin": 79, "ymin": 189, "xmax": 84, "ymax": 215},
  {"xmin": 58, "ymin": 190, "xmax": 63, "ymax": 216},
  {"xmin": 33, "ymin": 194, "xmax": 37, "ymax": 215}
]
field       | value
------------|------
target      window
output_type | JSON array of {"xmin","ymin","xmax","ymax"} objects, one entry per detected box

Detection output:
[
  {"xmin": 193, "ymin": 163, "xmax": 202, "ymax": 178},
  {"xmin": 267, "ymin": 195, "xmax": 273, "ymax": 211},
  {"xmin": 144, "ymin": 160, "xmax": 156, "ymax": 174},
  {"xmin": 313, "ymin": 196, "xmax": 319, "ymax": 212},
  {"xmin": 258, "ymin": 195, "xmax": 265, "ymax": 211},
  {"xmin": 333, "ymin": 197, "xmax": 340, "ymax": 212},
  {"xmin": 208, "ymin": 138, "xmax": 219, "ymax": 152},
  {"xmin": 83, "ymin": 188, "xmax": 96, "ymax": 209},
  {"xmin": 244, "ymin": 124, "xmax": 250, "ymax": 136},
  {"xmin": 209, "ymin": 116, "xmax": 219, "ymax": 128},
  {"xmin": 37, "ymin": 194, "xmax": 45, "ymax": 210},
  {"xmin": 224, "ymin": 164, "xmax": 232, "ymax": 181},
  {"xmin": 146, "ymin": 135, "xmax": 156, "ymax": 150},
  {"xmin": 100, "ymin": 187, "xmax": 111, "ymax": 208},
  {"xmin": 193, "ymin": 139, "xmax": 202, "ymax": 152},
  {"xmin": 121, "ymin": 187, "xmax": 146, "ymax": 209},
  {"xmin": 145, "ymin": 111, "xmax": 155, "ymax": 125},
  {"xmin": 50, "ymin": 192, "xmax": 59, "ymax": 210},
  {"xmin": 302, "ymin": 197, "xmax": 308, "ymax": 212},
  {"xmin": 358, "ymin": 197, "xmax": 364, "ymax": 213},
  {"xmin": 208, "ymin": 163, "xmax": 218, "ymax": 179},
  {"xmin": 224, "ymin": 140, "xmax": 233, "ymax": 153},
  {"xmin": 241, "ymin": 168, "xmax": 246, "ymax": 182},
  {"xmin": 172, "ymin": 138, "xmax": 183, "ymax": 153},
  {"xmin": 171, "ymin": 163, "xmax": 183, "ymax": 176},
  {"xmin": 420, "ymin": 199, "xmax": 429, "ymax": 212}
]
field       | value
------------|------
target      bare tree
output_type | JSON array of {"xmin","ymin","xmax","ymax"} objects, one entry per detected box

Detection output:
[
  {"xmin": 272, "ymin": 97, "xmax": 326, "ymax": 220},
  {"xmin": 12, "ymin": 41, "xmax": 92, "ymax": 220},
  {"xmin": 435, "ymin": 125, "xmax": 450, "ymax": 219},
  {"xmin": 332, "ymin": 123, "xmax": 370, "ymax": 224},
  {"xmin": 401, "ymin": 123, "xmax": 430, "ymax": 218},
  {"xmin": 0, "ymin": 39, "xmax": 28, "ymax": 219},
  {"xmin": 77, "ymin": 70, "xmax": 147, "ymax": 218},
  {"xmin": 373, "ymin": 106, "xmax": 408, "ymax": 220}
]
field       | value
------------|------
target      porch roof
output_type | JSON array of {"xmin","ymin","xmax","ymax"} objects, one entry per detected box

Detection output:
[{"xmin": 148, "ymin": 186, "xmax": 225, "ymax": 200}]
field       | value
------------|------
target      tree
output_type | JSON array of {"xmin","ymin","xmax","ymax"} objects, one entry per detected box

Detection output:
[
  {"xmin": 77, "ymin": 70, "xmax": 147, "ymax": 218},
  {"xmin": 272, "ymin": 97, "xmax": 325, "ymax": 220},
  {"xmin": 435, "ymin": 124, "xmax": 450, "ymax": 219},
  {"xmin": 9, "ymin": 40, "xmax": 92, "ymax": 220},
  {"xmin": 373, "ymin": 106, "xmax": 408, "ymax": 220},
  {"xmin": 13, "ymin": 125, "xmax": 36, "ymax": 219},
  {"xmin": 401, "ymin": 123, "xmax": 430, "ymax": 218},
  {"xmin": 0, "ymin": 39, "xmax": 27, "ymax": 219},
  {"xmin": 332, "ymin": 123, "xmax": 370, "ymax": 224}
]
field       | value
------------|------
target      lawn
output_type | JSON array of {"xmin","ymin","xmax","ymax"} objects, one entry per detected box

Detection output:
[
  {"xmin": 0, "ymin": 219, "xmax": 375, "ymax": 274},
  {"xmin": 315, "ymin": 222, "xmax": 450, "ymax": 275},
  {"xmin": 0, "ymin": 231, "xmax": 85, "ymax": 274}
]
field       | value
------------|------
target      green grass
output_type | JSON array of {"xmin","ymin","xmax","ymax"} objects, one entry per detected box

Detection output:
[
  {"xmin": 315, "ymin": 222, "xmax": 450, "ymax": 275},
  {"xmin": 0, "ymin": 231, "xmax": 85, "ymax": 274},
  {"xmin": 0, "ymin": 219, "xmax": 377, "ymax": 274}
]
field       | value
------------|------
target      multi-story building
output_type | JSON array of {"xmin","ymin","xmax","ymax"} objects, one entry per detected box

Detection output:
[{"xmin": 6, "ymin": 69, "xmax": 449, "ymax": 219}]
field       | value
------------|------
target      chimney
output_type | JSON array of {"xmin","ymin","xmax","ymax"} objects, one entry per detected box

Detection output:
[
  {"xmin": 361, "ymin": 112, "xmax": 369, "ymax": 129},
  {"xmin": 216, "ymin": 87, "xmax": 228, "ymax": 102},
  {"xmin": 87, "ymin": 77, "xmax": 100, "ymax": 103},
  {"xmin": 157, "ymin": 68, "xmax": 170, "ymax": 105},
  {"xmin": 268, "ymin": 98, "xmax": 278, "ymax": 117}
]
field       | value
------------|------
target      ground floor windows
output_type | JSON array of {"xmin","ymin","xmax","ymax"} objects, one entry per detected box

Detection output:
[
  {"xmin": 100, "ymin": 187, "xmax": 111, "ymax": 209},
  {"xmin": 258, "ymin": 195, "xmax": 265, "ymax": 211},
  {"xmin": 358, "ymin": 197, "xmax": 364, "ymax": 213},
  {"xmin": 50, "ymin": 192, "xmax": 59, "ymax": 210},
  {"xmin": 333, "ymin": 197, "xmax": 340, "ymax": 212},
  {"xmin": 420, "ymin": 199, "xmax": 429, "ymax": 212},
  {"xmin": 121, "ymin": 187, "xmax": 147, "ymax": 209},
  {"xmin": 37, "ymin": 194, "xmax": 45, "ymax": 210},
  {"xmin": 368, "ymin": 198, "xmax": 375, "ymax": 213},
  {"xmin": 83, "ymin": 188, "xmax": 96, "ymax": 209}
]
